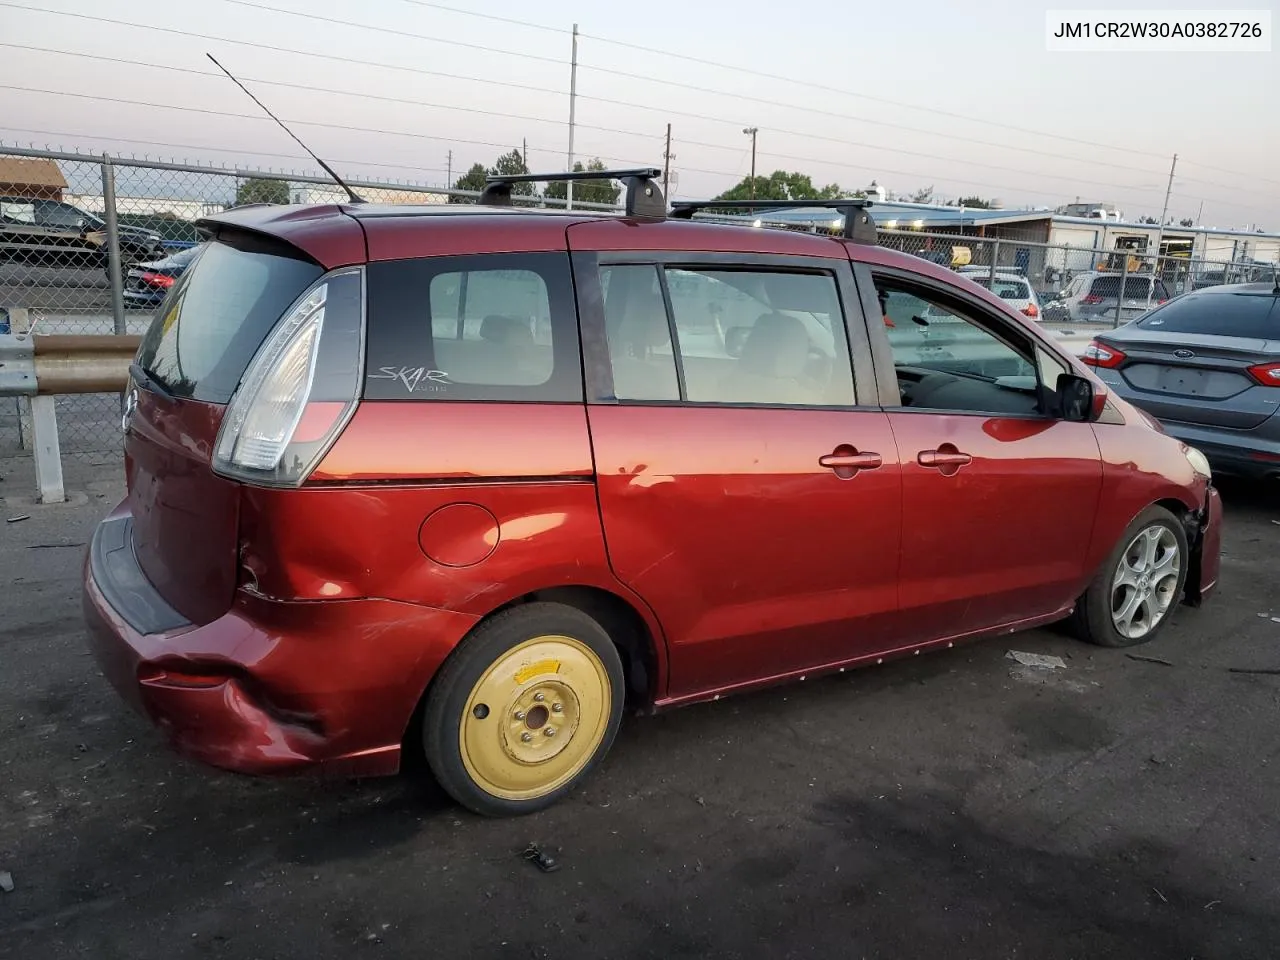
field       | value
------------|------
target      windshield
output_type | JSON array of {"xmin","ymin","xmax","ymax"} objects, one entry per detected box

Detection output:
[
  {"xmin": 1137, "ymin": 292, "xmax": 1280, "ymax": 339},
  {"xmin": 135, "ymin": 239, "xmax": 322, "ymax": 402}
]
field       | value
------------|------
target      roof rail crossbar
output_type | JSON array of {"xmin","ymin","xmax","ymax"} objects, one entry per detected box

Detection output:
[
  {"xmin": 668, "ymin": 199, "xmax": 878, "ymax": 243},
  {"xmin": 480, "ymin": 166, "xmax": 666, "ymax": 219}
]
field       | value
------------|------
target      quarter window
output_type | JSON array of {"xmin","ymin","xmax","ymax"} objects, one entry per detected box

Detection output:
[{"xmin": 364, "ymin": 253, "xmax": 581, "ymax": 402}]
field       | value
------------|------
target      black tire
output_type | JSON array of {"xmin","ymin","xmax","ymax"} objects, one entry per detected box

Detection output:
[
  {"xmin": 422, "ymin": 602, "xmax": 625, "ymax": 817},
  {"xmin": 1071, "ymin": 505, "xmax": 1188, "ymax": 648}
]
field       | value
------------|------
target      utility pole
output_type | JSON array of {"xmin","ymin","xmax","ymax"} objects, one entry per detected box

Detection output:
[
  {"xmin": 662, "ymin": 123, "xmax": 674, "ymax": 198},
  {"xmin": 566, "ymin": 23, "xmax": 579, "ymax": 211},
  {"xmin": 743, "ymin": 126, "xmax": 758, "ymax": 203},
  {"xmin": 522, "ymin": 138, "xmax": 528, "ymax": 170},
  {"xmin": 446, "ymin": 150, "xmax": 452, "ymax": 189},
  {"xmin": 1147, "ymin": 153, "xmax": 1177, "ymax": 307}
]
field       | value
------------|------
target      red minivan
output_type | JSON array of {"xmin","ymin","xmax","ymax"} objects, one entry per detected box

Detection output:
[{"xmin": 83, "ymin": 173, "xmax": 1222, "ymax": 816}]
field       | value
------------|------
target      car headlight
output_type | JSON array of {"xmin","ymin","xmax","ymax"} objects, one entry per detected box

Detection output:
[{"xmin": 1184, "ymin": 445, "xmax": 1211, "ymax": 479}]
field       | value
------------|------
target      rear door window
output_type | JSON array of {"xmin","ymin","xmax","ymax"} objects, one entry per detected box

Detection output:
[
  {"xmin": 135, "ymin": 238, "xmax": 321, "ymax": 402},
  {"xmin": 364, "ymin": 252, "xmax": 581, "ymax": 401},
  {"xmin": 599, "ymin": 262, "xmax": 855, "ymax": 407},
  {"xmin": 1137, "ymin": 292, "xmax": 1280, "ymax": 338}
]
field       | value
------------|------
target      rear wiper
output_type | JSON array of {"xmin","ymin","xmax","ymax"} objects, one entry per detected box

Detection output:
[{"xmin": 129, "ymin": 362, "xmax": 173, "ymax": 399}]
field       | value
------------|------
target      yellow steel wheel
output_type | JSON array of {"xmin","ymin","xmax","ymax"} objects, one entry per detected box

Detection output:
[{"xmin": 459, "ymin": 634, "xmax": 613, "ymax": 802}]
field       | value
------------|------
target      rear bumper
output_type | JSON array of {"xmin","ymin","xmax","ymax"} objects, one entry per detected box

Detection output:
[{"xmin": 83, "ymin": 505, "xmax": 479, "ymax": 778}]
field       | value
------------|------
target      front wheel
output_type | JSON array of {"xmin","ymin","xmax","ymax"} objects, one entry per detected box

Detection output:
[
  {"xmin": 422, "ymin": 602, "xmax": 625, "ymax": 817},
  {"xmin": 1072, "ymin": 506, "xmax": 1188, "ymax": 647}
]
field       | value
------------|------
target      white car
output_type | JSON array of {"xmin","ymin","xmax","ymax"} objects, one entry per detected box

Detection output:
[{"xmin": 956, "ymin": 268, "xmax": 1042, "ymax": 320}]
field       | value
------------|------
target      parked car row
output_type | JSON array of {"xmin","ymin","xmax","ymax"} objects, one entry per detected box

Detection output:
[
  {"xmin": 0, "ymin": 196, "xmax": 166, "ymax": 269},
  {"xmin": 83, "ymin": 183, "xmax": 1221, "ymax": 817}
]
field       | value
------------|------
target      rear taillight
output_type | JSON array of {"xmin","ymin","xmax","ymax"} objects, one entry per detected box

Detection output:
[
  {"xmin": 1082, "ymin": 340, "xmax": 1126, "ymax": 369},
  {"xmin": 1246, "ymin": 361, "xmax": 1280, "ymax": 387},
  {"xmin": 139, "ymin": 271, "xmax": 175, "ymax": 288},
  {"xmin": 1021, "ymin": 303, "xmax": 1039, "ymax": 318},
  {"xmin": 1081, "ymin": 294, "xmax": 1103, "ymax": 305},
  {"xmin": 213, "ymin": 267, "xmax": 364, "ymax": 487}
]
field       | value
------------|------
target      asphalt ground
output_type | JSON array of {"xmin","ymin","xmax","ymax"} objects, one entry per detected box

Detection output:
[{"xmin": 1, "ymin": 457, "xmax": 1277, "ymax": 960}]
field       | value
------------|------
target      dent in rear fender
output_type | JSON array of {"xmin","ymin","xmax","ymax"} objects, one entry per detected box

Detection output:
[{"xmin": 240, "ymin": 483, "xmax": 615, "ymax": 604}]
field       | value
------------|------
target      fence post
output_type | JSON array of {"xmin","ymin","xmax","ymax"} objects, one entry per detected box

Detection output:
[
  {"xmin": 1115, "ymin": 257, "xmax": 1129, "ymax": 327},
  {"xmin": 30, "ymin": 396, "xmax": 65, "ymax": 504},
  {"xmin": 101, "ymin": 156, "xmax": 127, "ymax": 337},
  {"xmin": 9, "ymin": 307, "xmax": 34, "ymax": 450}
]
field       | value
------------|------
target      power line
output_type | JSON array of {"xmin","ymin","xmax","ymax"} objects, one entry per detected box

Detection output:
[
  {"xmin": 393, "ymin": 0, "xmax": 1278, "ymax": 191},
  {"xmin": 0, "ymin": 5, "xmax": 568, "ymax": 98},
  {"xmin": 399, "ymin": 0, "xmax": 565, "ymax": 35},
  {"xmin": 5, "ymin": 40, "xmax": 1213, "ymax": 207},
  {"xmin": 0, "ymin": 125, "xmax": 450, "ymax": 176},
  {"xmin": 221, "ymin": 0, "xmax": 565, "ymax": 65},
  {"xmin": 210, "ymin": 0, "xmax": 1262, "ymax": 198},
  {"xmin": 0, "ymin": 44, "xmax": 571, "ymax": 130},
  {"xmin": 209, "ymin": 1, "xmax": 1173, "ymax": 182},
  {"xmin": 0, "ymin": 5, "xmax": 1266, "ymax": 214},
  {"xmin": 3, "ymin": 1, "xmax": 1273, "ymax": 196},
  {"xmin": 0, "ymin": 85, "xmax": 570, "ymax": 158}
]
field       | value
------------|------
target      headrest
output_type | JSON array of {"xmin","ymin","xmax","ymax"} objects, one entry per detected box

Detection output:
[
  {"xmin": 479, "ymin": 315, "xmax": 534, "ymax": 346},
  {"xmin": 738, "ymin": 313, "xmax": 810, "ymax": 378},
  {"xmin": 616, "ymin": 302, "xmax": 671, "ymax": 354}
]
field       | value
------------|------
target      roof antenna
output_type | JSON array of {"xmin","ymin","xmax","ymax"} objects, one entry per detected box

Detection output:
[{"xmin": 206, "ymin": 53, "xmax": 365, "ymax": 205}]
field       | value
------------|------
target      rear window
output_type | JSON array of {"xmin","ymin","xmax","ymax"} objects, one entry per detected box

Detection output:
[
  {"xmin": 1089, "ymin": 276, "xmax": 1169, "ymax": 299},
  {"xmin": 363, "ymin": 252, "xmax": 581, "ymax": 402},
  {"xmin": 971, "ymin": 277, "xmax": 1030, "ymax": 300},
  {"xmin": 135, "ymin": 239, "xmax": 323, "ymax": 403},
  {"xmin": 1136, "ymin": 292, "xmax": 1280, "ymax": 339}
]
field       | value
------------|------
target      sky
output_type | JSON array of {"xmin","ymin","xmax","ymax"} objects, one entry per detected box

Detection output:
[{"xmin": 1, "ymin": 0, "xmax": 1277, "ymax": 227}]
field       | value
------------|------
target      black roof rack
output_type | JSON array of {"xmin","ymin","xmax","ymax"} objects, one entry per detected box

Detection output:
[
  {"xmin": 480, "ymin": 167, "xmax": 665, "ymax": 219},
  {"xmin": 668, "ymin": 198, "xmax": 877, "ymax": 243}
]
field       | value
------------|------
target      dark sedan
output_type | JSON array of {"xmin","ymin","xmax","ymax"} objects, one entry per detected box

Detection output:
[
  {"xmin": 1083, "ymin": 280, "xmax": 1280, "ymax": 480},
  {"xmin": 123, "ymin": 244, "xmax": 203, "ymax": 308}
]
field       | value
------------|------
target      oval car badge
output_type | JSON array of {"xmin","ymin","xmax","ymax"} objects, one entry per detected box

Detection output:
[{"xmin": 1173, "ymin": 349, "xmax": 1195, "ymax": 359}]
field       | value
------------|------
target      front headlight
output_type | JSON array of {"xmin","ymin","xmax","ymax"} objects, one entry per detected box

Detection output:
[{"xmin": 1184, "ymin": 445, "xmax": 1212, "ymax": 479}]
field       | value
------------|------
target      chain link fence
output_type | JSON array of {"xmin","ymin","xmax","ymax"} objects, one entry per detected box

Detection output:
[{"xmin": 3, "ymin": 146, "xmax": 1277, "ymax": 467}]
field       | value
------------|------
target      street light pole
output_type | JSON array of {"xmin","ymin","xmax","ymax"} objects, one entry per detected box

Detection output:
[{"xmin": 743, "ymin": 126, "xmax": 758, "ymax": 202}]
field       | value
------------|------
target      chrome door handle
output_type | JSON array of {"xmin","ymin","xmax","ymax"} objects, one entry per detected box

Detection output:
[
  {"xmin": 917, "ymin": 444, "xmax": 972, "ymax": 476},
  {"xmin": 820, "ymin": 452, "xmax": 883, "ymax": 469},
  {"xmin": 918, "ymin": 450, "xmax": 972, "ymax": 467}
]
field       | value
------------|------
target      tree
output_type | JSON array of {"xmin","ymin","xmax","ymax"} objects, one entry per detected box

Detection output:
[
  {"xmin": 491, "ymin": 148, "xmax": 536, "ymax": 197},
  {"xmin": 711, "ymin": 170, "xmax": 845, "ymax": 203},
  {"xmin": 909, "ymin": 185, "xmax": 934, "ymax": 203},
  {"xmin": 449, "ymin": 163, "xmax": 488, "ymax": 204},
  {"xmin": 955, "ymin": 195, "xmax": 991, "ymax": 209},
  {"xmin": 544, "ymin": 158, "xmax": 622, "ymax": 206},
  {"xmin": 1179, "ymin": 217, "xmax": 1195, "ymax": 227},
  {"xmin": 235, "ymin": 177, "xmax": 289, "ymax": 206}
]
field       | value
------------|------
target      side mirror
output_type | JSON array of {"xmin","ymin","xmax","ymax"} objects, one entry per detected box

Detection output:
[{"xmin": 1057, "ymin": 373, "xmax": 1096, "ymax": 422}]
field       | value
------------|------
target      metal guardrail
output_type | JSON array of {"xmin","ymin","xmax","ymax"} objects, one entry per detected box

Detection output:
[{"xmin": 1, "ymin": 331, "xmax": 137, "ymax": 504}]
